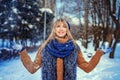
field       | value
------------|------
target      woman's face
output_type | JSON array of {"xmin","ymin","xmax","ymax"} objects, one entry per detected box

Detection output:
[{"xmin": 54, "ymin": 21, "xmax": 67, "ymax": 38}]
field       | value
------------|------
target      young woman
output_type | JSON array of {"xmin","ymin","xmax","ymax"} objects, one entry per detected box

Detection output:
[{"xmin": 20, "ymin": 19, "xmax": 103, "ymax": 80}]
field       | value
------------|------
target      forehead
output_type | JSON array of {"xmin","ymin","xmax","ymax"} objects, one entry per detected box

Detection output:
[{"xmin": 56, "ymin": 21, "xmax": 66, "ymax": 26}]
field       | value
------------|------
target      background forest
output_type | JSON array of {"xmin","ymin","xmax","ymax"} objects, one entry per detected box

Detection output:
[
  {"xmin": 0, "ymin": 0, "xmax": 120, "ymax": 59},
  {"xmin": 0, "ymin": 0, "xmax": 120, "ymax": 80}
]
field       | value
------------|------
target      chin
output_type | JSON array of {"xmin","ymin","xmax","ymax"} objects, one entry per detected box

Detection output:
[{"xmin": 57, "ymin": 35, "xmax": 66, "ymax": 38}]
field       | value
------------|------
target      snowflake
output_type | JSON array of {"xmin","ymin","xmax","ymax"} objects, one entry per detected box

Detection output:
[{"xmin": 12, "ymin": 7, "xmax": 18, "ymax": 14}]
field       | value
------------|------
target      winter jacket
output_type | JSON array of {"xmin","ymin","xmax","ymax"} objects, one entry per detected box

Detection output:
[{"xmin": 20, "ymin": 38, "xmax": 103, "ymax": 80}]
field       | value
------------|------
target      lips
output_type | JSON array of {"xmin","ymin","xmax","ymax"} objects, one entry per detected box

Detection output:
[{"xmin": 58, "ymin": 31, "xmax": 64, "ymax": 35}]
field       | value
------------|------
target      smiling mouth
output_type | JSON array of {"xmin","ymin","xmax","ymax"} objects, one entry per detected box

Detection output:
[{"xmin": 58, "ymin": 32, "xmax": 64, "ymax": 34}]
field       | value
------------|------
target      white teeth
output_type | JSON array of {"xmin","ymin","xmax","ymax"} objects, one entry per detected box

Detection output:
[{"xmin": 59, "ymin": 32, "xmax": 63, "ymax": 33}]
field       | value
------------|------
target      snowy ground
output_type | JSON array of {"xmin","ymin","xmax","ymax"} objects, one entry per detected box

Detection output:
[{"xmin": 0, "ymin": 40, "xmax": 120, "ymax": 80}]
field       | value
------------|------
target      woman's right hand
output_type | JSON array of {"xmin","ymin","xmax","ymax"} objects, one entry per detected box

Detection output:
[{"xmin": 13, "ymin": 44, "xmax": 25, "ymax": 54}]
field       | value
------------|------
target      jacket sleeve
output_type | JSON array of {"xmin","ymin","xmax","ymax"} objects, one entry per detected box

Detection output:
[
  {"xmin": 20, "ymin": 49, "xmax": 42, "ymax": 74},
  {"xmin": 77, "ymin": 50, "xmax": 103, "ymax": 73}
]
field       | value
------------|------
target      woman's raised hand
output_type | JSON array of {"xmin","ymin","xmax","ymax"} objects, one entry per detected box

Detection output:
[{"xmin": 12, "ymin": 44, "xmax": 25, "ymax": 54}]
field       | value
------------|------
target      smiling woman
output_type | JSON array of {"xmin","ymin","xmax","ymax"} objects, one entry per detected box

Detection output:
[
  {"xmin": 54, "ymin": 21, "xmax": 67, "ymax": 38},
  {"xmin": 19, "ymin": 18, "xmax": 104, "ymax": 80}
]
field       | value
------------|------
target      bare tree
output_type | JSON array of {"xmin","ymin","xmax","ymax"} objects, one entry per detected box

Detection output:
[
  {"xmin": 90, "ymin": 0, "xmax": 119, "ymax": 58},
  {"xmin": 107, "ymin": 0, "xmax": 120, "ymax": 58},
  {"xmin": 82, "ymin": 0, "xmax": 89, "ymax": 48}
]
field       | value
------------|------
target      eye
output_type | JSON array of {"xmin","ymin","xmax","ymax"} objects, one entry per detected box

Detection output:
[
  {"xmin": 63, "ymin": 26, "xmax": 66, "ymax": 28},
  {"xmin": 56, "ymin": 25, "xmax": 60, "ymax": 28}
]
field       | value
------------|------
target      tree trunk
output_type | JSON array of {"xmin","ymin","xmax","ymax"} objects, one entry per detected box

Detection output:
[
  {"xmin": 107, "ymin": 0, "xmax": 119, "ymax": 58},
  {"xmin": 83, "ymin": 0, "xmax": 89, "ymax": 48}
]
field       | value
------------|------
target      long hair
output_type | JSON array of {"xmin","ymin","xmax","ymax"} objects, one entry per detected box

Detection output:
[{"xmin": 38, "ymin": 18, "xmax": 77, "ymax": 54}]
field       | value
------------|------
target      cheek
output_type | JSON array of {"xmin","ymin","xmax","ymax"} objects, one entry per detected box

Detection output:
[
  {"xmin": 63, "ymin": 28, "xmax": 67, "ymax": 34},
  {"xmin": 64, "ymin": 29, "xmax": 67, "ymax": 33},
  {"xmin": 55, "ymin": 28, "xmax": 59, "ymax": 31},
  {"xmin": 54, "ymin": 28, "xmax": 58, "ymax": 33},
  {"xmin": 54, "ymin": 28, "xmax": 58, "ymax": 34}
]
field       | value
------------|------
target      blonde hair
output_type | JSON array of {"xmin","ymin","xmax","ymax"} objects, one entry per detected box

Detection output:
[{"xmin": 38, "ymin": 18, "xmax": 77, "ymax": 54}]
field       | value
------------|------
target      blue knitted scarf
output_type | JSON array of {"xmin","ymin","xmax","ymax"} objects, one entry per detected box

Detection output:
[
  {"xmin": 41, "ymin": 39, "xmax": 80, "ymax": 80},
  {"xmin": 46, "ymin": 39, "xmax": 74, "ymax": 58}
]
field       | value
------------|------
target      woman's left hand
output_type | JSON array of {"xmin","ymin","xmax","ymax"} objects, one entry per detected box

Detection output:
[{"xmin": 98, "ymin": 47, "xmax": 113, "ymax": 54}]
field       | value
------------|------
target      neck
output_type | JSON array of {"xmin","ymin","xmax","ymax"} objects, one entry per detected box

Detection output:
[{"xmin": 55, "ymin": 36, "xmax": 69, "ymax": 44}]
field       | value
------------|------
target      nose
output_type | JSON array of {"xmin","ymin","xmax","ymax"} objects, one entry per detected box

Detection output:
[{"xmin": 59, "ymin": 26, "xmax": 64, "ymax": 30}]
